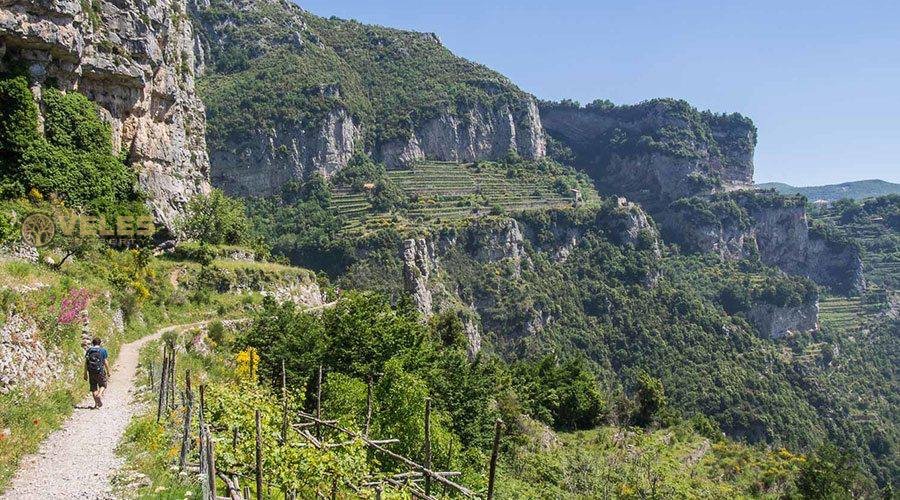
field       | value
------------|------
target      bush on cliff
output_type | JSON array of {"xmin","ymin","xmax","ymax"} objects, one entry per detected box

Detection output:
[{"xmin": 0, "ymin": 76, "xmax": 140, "ymax": 214}]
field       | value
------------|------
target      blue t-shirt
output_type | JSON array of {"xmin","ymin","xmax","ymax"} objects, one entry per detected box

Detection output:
[
  {"xmin": 87, "ymin": 347, "xmax": 109, "ymax": 360},
  {"xmin": 86, "ymin": 347, "xmax": 109, "ymax": 370}
]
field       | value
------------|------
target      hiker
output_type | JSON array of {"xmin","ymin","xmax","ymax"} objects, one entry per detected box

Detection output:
[{"xmin": 83, "ymin": 337, "xmax": 111, "ymax": 409}]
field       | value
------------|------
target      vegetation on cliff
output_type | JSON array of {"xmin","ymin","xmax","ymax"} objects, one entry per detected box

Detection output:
[
  {"xmin": 193, "ymin": 0, "xmax": 533, "ymax": 153},
  {"xmin": 0, "ymin": 74, "xmax": 142, "ymax": 216}
]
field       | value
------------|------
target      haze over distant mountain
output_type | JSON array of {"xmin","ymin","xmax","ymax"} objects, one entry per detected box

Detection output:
[{"xmin": 757, "ymin": 179, "xmax": 900, "ymax": 202}]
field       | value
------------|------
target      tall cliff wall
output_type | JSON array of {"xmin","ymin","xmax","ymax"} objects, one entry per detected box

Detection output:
[
  {"xmin": 540, "ymin": 99, "xmax": 755, "ymax": 209},
  {"xmin": 396, "ymin": 206, "xmax": 661, "ymax": 356},
  {"xmin": 0, "ymin": 0, "xmax": 211, "ymax": 229},
  {"xmin": 190, "ymin": 0, "xmax": 545, "ymax": 197},
  {"xmin": 663, "ymin": 191, "xmax": 865, "ymax": 293}
]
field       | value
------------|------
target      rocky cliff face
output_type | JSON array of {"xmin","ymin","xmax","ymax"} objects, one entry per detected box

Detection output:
[
  {"xmin": 398, "ymin": 206, "xmax": 661, "ymax": 354},
  {"xmin": 380, "ymin": 99, "xmax": 546, "ymax": 168},
  {"xmin": 210, "ymin": 106, "xmax": 361, "ymax": 197},
  {"xmin": 190, "ymin": 0, "xmax": 545, "ymax": 197},
  {"xmin": 663, "ymin": 192, "xmax": 865, "ymax": 293},
  {"xmin": 540, "ymin": 100, "xmax": 755, "ymax": 208},
  {"xmin": 0, "ymin": 0, "xmax": 211, "ymax": 229},
  {"xmin": 747, "ymin": 300, "xmax": 819, "ymax": 339}
]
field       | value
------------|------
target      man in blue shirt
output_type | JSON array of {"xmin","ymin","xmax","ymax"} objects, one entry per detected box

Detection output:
[{"xmin": 83, "ymin": 337, "xmax": 111, "ymax": 409}]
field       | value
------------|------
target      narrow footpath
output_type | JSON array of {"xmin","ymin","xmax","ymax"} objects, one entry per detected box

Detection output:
[{"xmin": 1, "ymin": 322, "xmax": 208, "ymax": 499}]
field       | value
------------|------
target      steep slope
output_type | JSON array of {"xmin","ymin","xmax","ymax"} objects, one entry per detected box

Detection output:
[
  {"xmin": 663, "ymin": 191, "xmax": 866, "ymax": 293},
  {"xmin": 540, "ymin": 99, "xmax": 756, "ymax": 209},
  {"xmin": 0, "ymin": 0, "xmax": 211, "ymax": 229},
  {"xmin": 189, "ymin": 0, "xmax": 545, "ymax": 196},
  {"xmin": 758, "ymin": 179, "xmax": 900, "ymax": 202}
]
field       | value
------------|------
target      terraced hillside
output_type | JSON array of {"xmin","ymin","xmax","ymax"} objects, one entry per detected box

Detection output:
[
  {"xmin": 818, "ymin": 291, "xmax": 891, "ymax": 334},
  {"xmin": 331, "ymin": 161, "xmax": 597, "ymax": 234},
  {"xmin": 810, "ymin": 197, "xmax": 899, "ymax": 290}
]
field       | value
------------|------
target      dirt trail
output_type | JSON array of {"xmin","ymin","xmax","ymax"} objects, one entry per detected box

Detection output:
[{"xmin": 1, "ymin": 321, "xmax": 209, "ymax": 500}]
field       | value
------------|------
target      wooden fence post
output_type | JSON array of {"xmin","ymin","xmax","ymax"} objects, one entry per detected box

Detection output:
[
  {"xmin": 156, "ymin": 350, "xmax": 168, "ymax": 422},
  {"xmin": 487, "ymin": 419, "xmax": 502, "ymax": 500},
  {"xmin": 249, "ymin": 348, "xmax": 255, "ymax": 383},
  {"xmin": 315, "ymin": 365, "xmax": 323, "ymax": 440},
  {"xmin": 199, "ymin": 385, "xmax": 207, "ymax": 428},
  {"xmin": 206, "ymin": 425, "xmax": 217, "ymax": 499},
  {"xmin": 424, "ymin": 398, "xmax": 432, "ymax": 496},
  {"xmin": 281, "ymin": 359, "xmax": 288, "ymax": 444},
  {"xmin": 255, "ymin": 409, "xmax": 263, "ymax": 500},
  {"xmin": 168, "ymin": 343, "xmax": 176, "ymax": 411},
  {"xmin": 179, "ymin": 370, "xmax": 193, "ymax": 470},
  {"xmin": 365, "ymin": 375, "xmax": 373, "ymax": 436}
]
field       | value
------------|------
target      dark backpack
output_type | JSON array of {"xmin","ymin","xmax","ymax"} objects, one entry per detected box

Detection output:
[{"xmin": 86, "ymin": 347, "xmax": 104, "ymax": 374}]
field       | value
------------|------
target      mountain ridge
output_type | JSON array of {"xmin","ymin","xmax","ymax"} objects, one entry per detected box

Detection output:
[{"xmin": 757, "ymin": 179, "xmax": 900, "ymax": 201}]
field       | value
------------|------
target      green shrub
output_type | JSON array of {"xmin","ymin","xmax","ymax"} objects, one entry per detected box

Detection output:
[
  {"xmin": 179, "ymin": 189, "xmax": 250, "ymax": 245},
  {"xmin": 0, "ymin": 77, "xmax": 138, "ymax": 212}
]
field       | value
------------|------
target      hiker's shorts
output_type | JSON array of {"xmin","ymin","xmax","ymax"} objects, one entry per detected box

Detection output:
[{"xmin": 89, "ymin": 371, "xmax": 107, "ymax": 392}]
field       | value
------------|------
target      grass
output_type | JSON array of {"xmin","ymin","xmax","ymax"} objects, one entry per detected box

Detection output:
[
  {"xmin": 330, "ymin": 161, "xmax": 597, "ymax": 235},
  {"xmin": 0, "ymin": 253, "xmax": 266, "ymax": 493},
  {"xmin": 0, "ymin": 385, "xmax": 78, "ymax": 489},
  {"xmin": 817, "ymin": 291, "xmax": 889, "ymax": 335}
]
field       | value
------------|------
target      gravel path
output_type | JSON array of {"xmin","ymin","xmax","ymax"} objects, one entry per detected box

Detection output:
[{"xmin": 1, "ymin": 322, "xmax": 205, "ymax": 500}]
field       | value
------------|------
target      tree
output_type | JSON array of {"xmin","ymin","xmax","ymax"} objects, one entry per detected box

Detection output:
[
  {"xmin": 633, "ymin": 371, "xmax": 667, "ymax": 428},
  {"xmin": 796, "ymin": 444, "xmax": 858, "ymax": 499},
  {"xmin": 180, "ymin": 189, "xmax": 250, "ymax": 245}
]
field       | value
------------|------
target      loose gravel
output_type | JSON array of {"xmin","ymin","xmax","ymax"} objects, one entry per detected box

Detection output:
[{"xmin": 0, "ymin": 323, "xmax": 201, "ymax": 499}]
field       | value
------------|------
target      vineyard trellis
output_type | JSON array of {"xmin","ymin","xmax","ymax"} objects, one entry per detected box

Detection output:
[{"xmin": 151, "ymin": 346, "xmax": 505, "ymax": 499}]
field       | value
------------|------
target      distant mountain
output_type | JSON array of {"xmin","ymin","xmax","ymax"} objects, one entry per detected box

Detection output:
[{"xmin": 757, "ymin": 179, "xmax": 900, "ymax": 201}]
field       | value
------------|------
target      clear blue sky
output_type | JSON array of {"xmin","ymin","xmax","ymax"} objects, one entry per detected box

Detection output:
[{"xmin": 297, "ymin": 0, "xmax": 900, "ymax": 185}]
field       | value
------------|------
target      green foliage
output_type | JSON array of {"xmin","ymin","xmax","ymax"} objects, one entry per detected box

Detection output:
[
  {"xmin": 247, "ymin": 176, "xmax": 350, "ymax": 274},
  {"xmin": 179, "ymin": 189, "xmax": 251, "ymax": 245},
  {"xmin": 511, "ymin": 356, "xmax": 608, "ymax": 431},
  {"xmin": 0, "ymin": 77, "xmax": 139, "ymax": 213},
  {"xmin": 633, "ymin": 371, "xmax": 668, "ymax": 428},
  {"xmin": 171, "ymin": 241, "xmax": 217, "ymax": 265},
  {"xmin": 496, "ymin": 426, "xmax": 805, "ymax": 498},
  {"xmin": 796, "ymin": 444, "xmax": 862, "ymax": 499}
]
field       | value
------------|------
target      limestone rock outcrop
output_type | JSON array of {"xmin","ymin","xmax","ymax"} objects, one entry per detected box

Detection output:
[
  {"xmin": 748, "ymin": 300, "xmax": 819, "ymax": 339},
  {"xmin": 0, "ymin": 313, "xmax": 62, "ymax": 394},
  {"xmin": 0, "ymin": 0, "xmax": 212, "ymax": 230},
  {"xmin": 211, "ymin": 107, "xmax": 361, "ymax": 196},
  {"xmin": 662, "ymin": 192, "xmax": 865, "ymax": 293},
  {"xmin": 540, "ymin": 100, "xmax": 755, "ymax": 209},
  {"xmin": 401, "ymin": 238, "xmax": 436, "ymax": 317},
  {"xmin": 380, "ymin": 100, "xmax": 546, "ymax": 168}
]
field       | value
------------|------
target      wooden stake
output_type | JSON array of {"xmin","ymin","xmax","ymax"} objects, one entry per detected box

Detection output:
[
  {"xmin": 168, "ymin": 344, "xmax": 176, "ymax": 411},
  {"xmin": 199, "ymin": 385, "xmax": 207, "ymax": 429},
  {"xmin": 281, "ymin": 359, "xmax": 288, "ymax": 444},
  {"xmin": 365, "ymin": 375, "xmax": 373, "ymax": 436},
  {"xmin": 255, "ymin": 410, "xmax": 263, "ymax": 500},
  {"xmin": 315, "ymin": 365, "xmax": 323, "ymax": 440},
  {"xmin": 249, "ymin": 348, "xmax": 255, "ymax": 382},
  {"xmin": 179, "ymin": 370, "xmax": 193, "ymax": 470},
  {"xmin": 156, "ymin": 351, "xmax": 168, "ymax": 422},
  {"xmin": 206, "ymin": 425, "xmax": 217, "ymax": 499},
  {"xmin": 424, "ymin": 398, "xmax": 432, "ymax": 496},
  {"xmin": 487, "ymin": 419, "xmax": 502, "ymax": 500}
]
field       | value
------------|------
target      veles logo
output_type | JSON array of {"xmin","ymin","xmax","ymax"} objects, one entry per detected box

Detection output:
[{"xmin": 20, "ymin": 212, "xmax": 155, "ymax": 248}]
